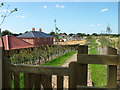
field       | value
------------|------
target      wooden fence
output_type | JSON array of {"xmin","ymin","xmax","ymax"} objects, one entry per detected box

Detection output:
[{"xmin": 1, "ymin": 43, "xmax": 120, "ymax": 89}]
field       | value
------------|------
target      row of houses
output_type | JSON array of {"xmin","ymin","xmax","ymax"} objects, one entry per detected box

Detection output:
[{"xmin": 1, "ymin": 28, "xmax": 54, "ymax": 50}]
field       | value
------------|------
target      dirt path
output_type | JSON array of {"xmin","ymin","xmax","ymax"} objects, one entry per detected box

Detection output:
[
  {"xmin": 52, "ymin": 53, "xmax": 92, "ymax": 88},
  {"xmin": 96, "ymin": 39, "xmax": 101, "ymax": 46}
]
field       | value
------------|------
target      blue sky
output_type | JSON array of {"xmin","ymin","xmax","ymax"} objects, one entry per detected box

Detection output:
[{"xmin": 0, "ymin": 2, "xmax": 118, "ymax": 34}]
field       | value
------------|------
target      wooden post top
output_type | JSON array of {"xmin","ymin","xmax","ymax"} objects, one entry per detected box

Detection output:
[{"xmin": 78, "ymin": 45, "xmax": 88, "ymax": 54}]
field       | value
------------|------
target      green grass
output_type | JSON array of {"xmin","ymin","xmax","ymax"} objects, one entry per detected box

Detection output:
[
  {"xmin": 89, "ymin": 64, "xmax": 107, "ymax": 87},
  {"xmin": 87, "ymin": 38, "xmax": 107, "ymax": 87},
  {"xmin": 98, "ymin": 37, "xmax": 115, "ymax": 47},
  {"xmin": 43, "ymin": 51, "xmax": 77, "ymax": 66},
  {"xmin": 12, "ymin": 73, "xmax": 24, "ymax": 88}
]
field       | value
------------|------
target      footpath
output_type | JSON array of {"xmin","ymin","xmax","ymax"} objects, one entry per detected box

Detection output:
[{"xmin": 52, "ymin": 53, "xmax": 92, "ymax": 88}]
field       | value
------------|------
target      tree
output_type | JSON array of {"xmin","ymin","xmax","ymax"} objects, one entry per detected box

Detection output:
[
  {"xmin": 69, "ymin": 33, "xmax": 75, "ymax": 36},
  {"xmin": 0, "ymin": 2, "xmax": 17, "ymax": 27},
  {"xmin": 63, "ymin": 32, "xmax": 67, "ymax": 35},
  {"xmin": 106, "ymin": 25, "xmax": 112, "ymax": 34},
  {"xmin": 92, "ymin": 33, "xmax": 98, "ymax": 36},
  {"xmin": 2, "ymin": 30, "xmax": 12, "ymax": 36},
  {"xmin": 49, "ymin": 31, "xmax": 56, "ymax": 36}
]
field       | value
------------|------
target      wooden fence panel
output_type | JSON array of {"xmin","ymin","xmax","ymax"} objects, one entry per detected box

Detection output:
[
  {"xmin": 107, "ymin": 46, "xmax": 117, "ymax": 88},
  {"xmin": 77, "ymin": 45, "xmax": 88, "ymax": 86}
]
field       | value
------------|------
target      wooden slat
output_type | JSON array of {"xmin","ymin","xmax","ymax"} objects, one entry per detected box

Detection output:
[
  {"xmin": 57, "ymin": 75, "xmax": 63, "ymax": 90},
  {"xmin": 14, "ymin": 72, "xmax": 20, "ymax": 88},
  {"xmin": 29, "ymin": 74, "xmax": 35, "ymax": 88},
  {"xmin": 34, "ymin": 74, "xmax": 41, "ymax": 89},
  {"xmin": 41, "ymin": 74, "xmax": 52, "ymax": 90},
  {"xmin": 69, "ymin": 62, "xmax": 78, "ymax": 89},
  {"xmin": 77, "ymin": 54, "xmax": 118, "ymax": 65},
  {"xmin": 107, "ymin": 47, "xmax": 117, "ymax": 88},
  {"xmin": 24, "ymin": 73, "xmax": 35, "ymax": 89},
  {"xmin": 77, "ymin": 45, "xmax": 88, "ymax": 86},
  {"xmin": 24, "ymin": 73, "xmax": 30, "ymax": 89},
  {"xmin": 10, "ymin": 65, "xmax": 69, "ymax": 76}
]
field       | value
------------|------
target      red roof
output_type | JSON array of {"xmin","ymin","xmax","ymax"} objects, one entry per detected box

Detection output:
[{"xmin": 2, "ymin": 35, "xmax": 33, "ymax": 50}]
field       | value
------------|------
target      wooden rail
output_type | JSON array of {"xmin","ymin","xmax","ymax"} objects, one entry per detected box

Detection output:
[{"xmin": 10, "ymin": 64, "xmax": 69, "ymax": 76}]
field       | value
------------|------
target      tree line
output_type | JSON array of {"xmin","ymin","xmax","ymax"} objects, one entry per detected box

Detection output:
[{"xmin": 1, "ymin": 30, "xmax": 120, "ymax": 37}]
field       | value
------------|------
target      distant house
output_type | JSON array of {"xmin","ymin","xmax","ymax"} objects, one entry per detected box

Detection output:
[
  {"xmin": 17, "ymin": 28, "xmax": 54, "ymax": 46},
  {"xmin": 1, "ymin": 35, "xmax": 33, "ymax": 50},
  {"xmin": 58, "ymin": 34, "xmax": 71, "ymax": 42}
]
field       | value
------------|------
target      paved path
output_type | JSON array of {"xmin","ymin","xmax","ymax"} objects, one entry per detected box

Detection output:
[{"xmin": 52, "ymin": 53, "xmax": 92, "ymax": 88}]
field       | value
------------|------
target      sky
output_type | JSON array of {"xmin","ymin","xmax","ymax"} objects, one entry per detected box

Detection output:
[{"xmin": 0, "ymin": 1, "xmax": 118, "ymax": 34}]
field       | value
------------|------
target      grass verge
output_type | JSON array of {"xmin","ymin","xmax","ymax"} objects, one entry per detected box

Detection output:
[
  {"xmin": 43, "ymin": 50, "xmax": 77, "ymax": 66},
  {"xmin": 87, "ymin": 38, "xmax": 107, "ymax": 87}
]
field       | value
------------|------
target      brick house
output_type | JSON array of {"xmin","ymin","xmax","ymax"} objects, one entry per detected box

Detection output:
[{"xmin": 17, "ymin": 28, "xmax": 54, "ymax": 46}]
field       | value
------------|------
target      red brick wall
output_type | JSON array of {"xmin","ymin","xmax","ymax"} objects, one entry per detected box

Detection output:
[
  {"xmin": 34, "ymin": 37, "xmax": 53, "ymax": 46},
  {"xmin": 19, "ymin": 37, "xmax": 53, "ymax": 46}
]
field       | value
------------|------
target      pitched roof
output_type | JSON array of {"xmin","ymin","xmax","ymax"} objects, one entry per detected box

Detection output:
[
  {"xmin": 17, "ymin": 31, "xmax": 53, "ymax": 38},
  {"xmin": 2, "ymin": 35, "xmax": 33, "ymax": 50}
]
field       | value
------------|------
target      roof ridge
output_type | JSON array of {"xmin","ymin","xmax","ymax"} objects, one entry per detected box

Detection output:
[
  {"xmin": 6, "ymin": 35, "xmax": 9, "ymax": 50},
  {"xmin": 31, "ymin": 31, "xmax": 35, "ymax": 37}
]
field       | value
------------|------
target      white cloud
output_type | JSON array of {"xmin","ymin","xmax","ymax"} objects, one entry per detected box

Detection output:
[
  {"xmin": 55, "ymin": 5, "xmax": 65, "ymax": 8},
  {"xmin": 0, "ymin": 9, "xmax": 10, "ymax": 13},
  {"xmin": 42, "ymin": 6, "xmax": 48, "ymax": 8},
  {"xmin": 101, "ymin": 8, "xmax": 108, "ymax": 12},
  {"xmin": 16, "ymin": 16, "xmax": 26, "ymax": 18}
]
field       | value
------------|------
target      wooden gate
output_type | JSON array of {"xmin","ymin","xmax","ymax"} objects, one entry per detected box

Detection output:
[{"xmin": 1, "ymin": 39, "xmax": 120, "ymax": 89}]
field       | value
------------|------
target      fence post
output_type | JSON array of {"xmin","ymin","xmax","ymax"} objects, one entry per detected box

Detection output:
[
  {"xmin": 0, "ymin": 29, "xmax": 3, "ymax": 89},
  {"xmin": 107, "ymin": 46, "xmax": 117, "ymax": 88},
  {"xmin": 77, "ymin": 45, "xmax": 88, "ymax": 86},
  {"xmin": 69, "ymin": 62, "xmax": 78, "ymax": 89}
]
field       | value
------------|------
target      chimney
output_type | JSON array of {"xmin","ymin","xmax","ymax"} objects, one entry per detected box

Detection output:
[
  {"xmin": 32, "ymin": 28, "xmax": 35, "ymax": 31},
  {"xmin": 39, "ymin": 28, "xmax": 42, "ymax": 32}
]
